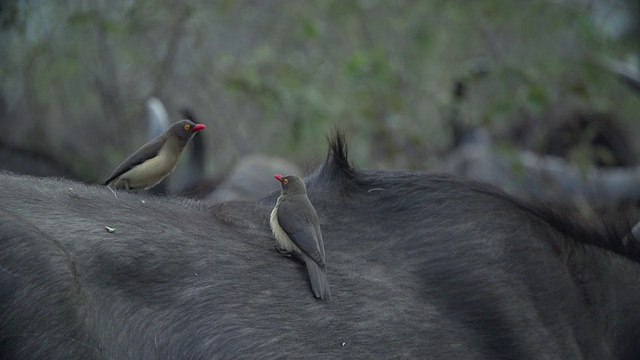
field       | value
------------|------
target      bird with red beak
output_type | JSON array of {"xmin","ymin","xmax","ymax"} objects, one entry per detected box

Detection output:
[
  {"xmin": 270, "ymin": 174, "xmax": 332, "ymax": 301},
  {"xmin": 104, "ymin": 120, "xmax": 206, "ymax": 190}
]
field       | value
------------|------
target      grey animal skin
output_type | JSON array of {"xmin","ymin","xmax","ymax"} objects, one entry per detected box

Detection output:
[{"xmin": 1, "ymin": 132, "xmax": 640, "ymax": 359}]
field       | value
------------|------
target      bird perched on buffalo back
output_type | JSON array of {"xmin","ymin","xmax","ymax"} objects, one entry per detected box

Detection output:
[
  {"xmin": 270, "ymin": 174, "xmax": 332, "ymax": 301},
  {"xmin": 104, "ymin": 119, "xmax": 206, "ymax": 190}
]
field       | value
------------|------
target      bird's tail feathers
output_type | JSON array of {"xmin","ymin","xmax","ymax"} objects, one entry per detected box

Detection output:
[{"xmin": 304, "ymin": 257, "xmax": 332, "ymax": 301}]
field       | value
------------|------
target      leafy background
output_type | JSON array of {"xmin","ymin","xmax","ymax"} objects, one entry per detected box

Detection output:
[{"xmin": 1, "ymin": 0, "xmax": 638, "ymax": 183}]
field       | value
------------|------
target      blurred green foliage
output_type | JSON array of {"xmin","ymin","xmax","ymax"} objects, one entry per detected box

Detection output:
[{"xmin": 0, "ymin": 0, "xmax": 638, "ymax": 181}]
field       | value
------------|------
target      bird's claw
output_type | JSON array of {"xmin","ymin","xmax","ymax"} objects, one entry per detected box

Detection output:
[{"xmin": 274, "ymin": 244, "xmax": 293, "ymax": 257}]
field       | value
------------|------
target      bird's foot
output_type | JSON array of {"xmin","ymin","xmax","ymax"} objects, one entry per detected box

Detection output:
[
  {"xmin": 107, "ymin": 186, "xmax": 118, "ymax": 199},
  {"xmin": 275, "ymin": 244, "xmax": 293, "ymax": 257}
]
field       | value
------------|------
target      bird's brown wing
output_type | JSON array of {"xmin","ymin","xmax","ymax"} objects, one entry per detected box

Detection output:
[
  {"xmin": 277, "ymin": 196, "xmax": 325, "ymax": 266},
  {"xmin": 103, "ymin": 138, "xmax": 165, "ymax": 185}
]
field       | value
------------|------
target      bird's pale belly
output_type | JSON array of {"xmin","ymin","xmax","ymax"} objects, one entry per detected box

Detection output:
[
  {"xmin": 118, "ymin": 155, "xmax": 178, "ymax": 189},
  {"xmin": 269, "ymin": 206, "xmax": 302, "ymax": 254}
]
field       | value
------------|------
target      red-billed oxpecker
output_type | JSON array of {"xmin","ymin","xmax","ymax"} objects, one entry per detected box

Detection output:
[
  {"xmin": 270, "ymin": 174, "xmax": 332, "ymax": 301},
  {"xmin": 104, "ymin": 120, "xmax": 206, "ymax": 190}
]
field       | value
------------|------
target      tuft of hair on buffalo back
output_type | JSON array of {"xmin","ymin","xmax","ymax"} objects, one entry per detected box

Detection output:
[{"xmin": 307, "ymin": 129, "xmax": 356, "ymax": 190}]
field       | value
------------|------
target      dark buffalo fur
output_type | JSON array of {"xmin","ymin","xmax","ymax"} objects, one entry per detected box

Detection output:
[{"xmin": 0, "ymin": 132, "xmax": 639, "ymax": 359}]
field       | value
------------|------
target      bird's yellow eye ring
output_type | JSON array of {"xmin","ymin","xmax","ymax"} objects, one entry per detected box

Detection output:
[
  {"xmin": 184, "ymin": 124, "xmax": 191, "ymax": 131},
  {"xmin": 283, "ymin": 178, "xmax": 289, "ymax": 185}
]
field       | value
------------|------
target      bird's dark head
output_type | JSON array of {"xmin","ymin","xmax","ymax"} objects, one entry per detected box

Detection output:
[
  {"xmin": 170, "ymin": 120, "xmax": 207, "ymax": 141},
  {"xmin": 274, "ymin": 174, "xmax": 307, "ymax": 195}
]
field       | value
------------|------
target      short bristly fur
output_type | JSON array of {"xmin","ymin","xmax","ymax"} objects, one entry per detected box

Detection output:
[{"xmin": 0, "ymin": 129, "xmax": 639, "ymax": 358}]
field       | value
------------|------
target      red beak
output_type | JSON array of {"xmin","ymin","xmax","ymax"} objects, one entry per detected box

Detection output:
[
  {"xmin": 192, "ymin": 124, "xmax": 206, "ymax": 132},
  {"xmin": 274, "ymin": 174, "xmax": 283, "ymax": 182}
]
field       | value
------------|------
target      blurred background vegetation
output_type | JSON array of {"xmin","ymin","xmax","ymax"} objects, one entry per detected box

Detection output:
[{"xmin": 0, "ymin": 0, "xmax": 639, "ymax": 183}]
